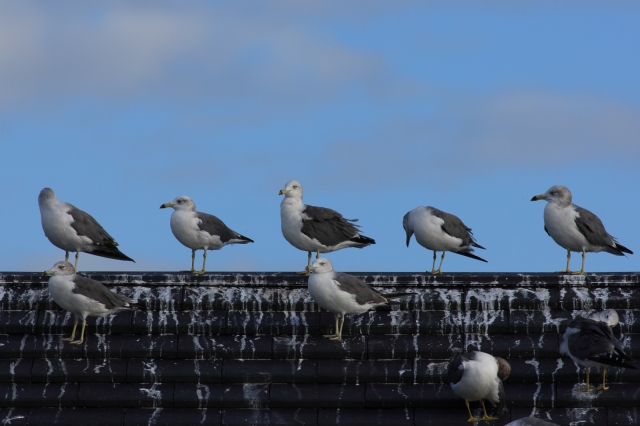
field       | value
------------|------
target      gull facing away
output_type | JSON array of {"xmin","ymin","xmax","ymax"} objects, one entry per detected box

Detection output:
[
  {"xmin": 560, "ymin": 317, "xmax": 636, "ymax": 392},
  {"xmin": 506, "ymin": 418, "xmax": 560, "ymax": 426},
  {"xmin": 448, "ymin": 351, "xmax": 510, "ymax": 422},
  {"xmin": 403, "ymin": 206, "xmax": 486, "ymax": 274},
  {"xmin": 531, "ymin": 185, "xmax": 632, "ymax": 274},
  {"xmin": 279, "ymin": 180, "xmax": 375, "ymax": 275},
  {"xmin": 38, "ymin": 188, "xmax": 135, "ymax": 270},
  {"xmin": 44, "ymin": 261, "xmax": 141, "ymax": 344},
  {"xmin": 160, "ymin": 196, "xmax": 254, "ymax": 274},
  {"xmin": 308, "ymin": 258, "xmax": 412, "ymax": 341}
]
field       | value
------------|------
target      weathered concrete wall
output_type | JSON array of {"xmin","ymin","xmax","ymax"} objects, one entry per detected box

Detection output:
[{"xmin": 0, "ymin": 272, "xmax": 638, "ymax": 425}]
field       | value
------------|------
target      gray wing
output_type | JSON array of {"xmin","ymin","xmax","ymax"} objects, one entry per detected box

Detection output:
[
  {"xmin": 67, "ymin": 205, "xmax": 119, "ymax": 247},
  {"xmin": 333, "ymin": 272, "xmax": 386, "ymax": 305},
  {"xmin": 71, "ymin": 275, "xmax": 136, "ymax": 310},
  {"xmin": 196, "ymin": 212, "xmax": 253, "ymax": 243},
  {"xmin": 429, "ymin": 207, "xmax": 484, "ymax": 249},
  {"xmin": 301, "ymin": 205, "xmax": 362, "ymax": 247},
  {"xmin": 568, "ymin": 319, "xmax": 625, "ymax": 360},
  {"xmin": 573, "ymin": 206, "xmax": 617, "ymax": 249}
]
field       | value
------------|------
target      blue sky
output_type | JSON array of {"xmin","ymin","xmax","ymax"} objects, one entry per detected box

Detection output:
[{"xmin": 1, "ymin": 1, "xmax": 639, "ymax": 273}]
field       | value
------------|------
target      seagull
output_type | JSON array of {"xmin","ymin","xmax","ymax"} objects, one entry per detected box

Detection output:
[
  {"xmin": 44, "ymin": 261, "xmax": 141, "ymax": 344},
  {"xmin": 506, "ymin": 418, "xmax": 560, "ymax": 426},
  {"xmin": 308, "ymin": 258, "xmax": 412, "ymax": 341},
  {"xmin": 160, "ymin": 196, "xmax": 254, "ymax": 274},
  {"xmin": 279, "ymin": 180, "xmax": 375, "ymax": 274},
  {"xmin": 403, "ymin": 206, "xmax": 486, "ymax": 274},
  {"xmin": 560, "ymin": 317, "xmax": 636, "ymax": 392},
  {"xmin": 38, "ymin": 188, "xmax": 135, "ymax": 270},
  {"xmin": 448, "ymin": 351, "xmax": 510, "ymax": 422},
  {"xmin": 531, "ymin": 185, "xmax": 632, "ymax": 274}
]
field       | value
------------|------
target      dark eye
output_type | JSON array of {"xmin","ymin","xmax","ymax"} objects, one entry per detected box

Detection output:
[
  {"xmin": 293, "ymin": 185, "xmax": 298, "ymax": 189},
  {"xmin": 320, "ymin": 262, "xmax": 325, "ymax": 265}
]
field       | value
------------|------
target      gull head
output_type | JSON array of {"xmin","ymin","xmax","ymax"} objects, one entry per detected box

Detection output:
[
  {"xmin": 44, "ymin": 261, "xmax": 76, "ymax": 277},
  {"xmin": 38, "ymin": 188, "xmax": 57, "ymax": 205},
  {"xmin": 160, "ymin": 196, "xmax": 196, "ymax": 212},
  {"xmin": 309, "ymin": 258, "xmax": 334, "ymax": 274},
  {"xmin": 531, "ymin": 185, "xmax": 572, "ymax": 206},
  {"xmin": 589, "ymin": 309, "xmax": 619, "ymax": 327},
  {"xmin": 278, "ymin": 180, "xmax": 303, "ymax": 199}
]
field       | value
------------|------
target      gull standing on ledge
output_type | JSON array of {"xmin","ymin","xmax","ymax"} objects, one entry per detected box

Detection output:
[
  {"xmin": 560, "ymin": 317, "xmax": 636, "ymax": 392},
  {"xmin": 531, "ymin": 185, "xmax": 632, "ymax": 274},
  {"xmin": 279, "ymin": 180, "xmax": 375, "ymax": 274},
  {"xmin": 308, "ymin": 258, "xmax": 412, "ymax": 341},
  {"xmin": 160, "ymin": 196, "xmax": 254, "ymax": 274},
  {"xmin": 38, "ymin": 188, "xmax": 135, "ymax": 270},
  {"xmin": 448, "ymin": 351, "xmax": 510, "ymax": 422},
  {"xmin": 44, "ymin": 261, "xmax": 141, "ymax": 344},
  {"xmin": 403, "ymin": 206, "xmax": 486, "ymax": 274}
]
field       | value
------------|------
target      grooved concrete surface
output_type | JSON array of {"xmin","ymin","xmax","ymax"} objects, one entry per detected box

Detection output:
[{"xmin": 0, "ymin": 272, "xmax": 639, "ymax": 425}]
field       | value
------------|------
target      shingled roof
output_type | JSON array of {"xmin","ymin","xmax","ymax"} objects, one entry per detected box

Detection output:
[{"xmin": 0, "ymin": 271, "xmax": 639, "ymax": 425}]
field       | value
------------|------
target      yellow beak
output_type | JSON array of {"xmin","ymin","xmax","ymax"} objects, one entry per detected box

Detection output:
[
  {"xmin": 278, "ymin": 189, "xmax": 289, "ymax": 195},
  {"xmin": 530, "ymin": 194, "xmax": 546, "ymax": 201},
  {"xmin": 43, "ymin": 269, "xmax": 53, "ymax": 276},
  {"xmin": 160, "ymin": 202, "xmax": 174, "ymax": 209}
]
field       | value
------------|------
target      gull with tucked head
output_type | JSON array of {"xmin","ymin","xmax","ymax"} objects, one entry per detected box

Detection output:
[
  {"xmin": 279, "ymin": 180, "xmax": 375, "ymax": 275},
  {"xmin": 160, "ymin": 196, "xmax": 253, "ymax": 274},
  {"xmin": 44, "ymin": 261, "xmax": 141, "ymax": 344},
  {"xmin": 38, "ymin": 188, "xmax": 135, "ymax": 270},
  {"xmin": 531, "ymin": 185, "xmax": 632, "ymax": 274},
  {"xmin": 307, "ymin": 258, "xmax": 412, "ymax": 341},
  {"xmin": 403, "ymin": 206, "xmax": 486, "ymax": 274}
]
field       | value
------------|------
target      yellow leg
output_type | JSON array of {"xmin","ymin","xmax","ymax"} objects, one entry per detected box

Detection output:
[
  {"xmin": 465, "ymin": 400, "xmax": 483, "ymax": 422},
  {"xmin": 480, "ymin": 400, "xmax": 498, "ymax": 421},
  {"xmin": 181, "ymin": 250, "xmax": 197, "ymax": 273},
  {"xmin": 64, "ymin": 251, "xmax": 69, "ymax": 262},
  {"xmin": 74, "ymin": 252, "xmax": 80, "ymax": 270},
  {"xmin": 329, "ymin": 314, "xmax": 345, "ymax": 341},
  {"xmin": 194, "ymin": 250, "xmax": 207, "ymax": 275},
  {"xmin": 296, "ymin": 251, "xmax": 312, "ymax": 275},
  {"xmin": 60, "ymin": 318, "xmax": 79, "ymax": 342},
  {"xmin": 595, "ymin": 367, "xmax": 609, "ymax": 391},
  {"xmin": 556, "ymin": 250, "xmax": 571, "ymax": 273},
  {"xmin": 430, "ymin": 251, "xmax": 437, "ymax": 274},
  {"xmin": 571, "ymin": 250, "xmax": 586, "ymax": 275},
  {"xmin": 434, "ymin": 252, "xmax": 446, "ymax": 274},
  {"xmin": 324, "ymin": 314, "xmax": 339, "ymax": 339},
  {"xmin": 70, "ymin": 319, "xmax": 87, "ymax": 345},
  {"xmin": 580, "ymin": 367, "xmax": 594, "ymax": 392}
]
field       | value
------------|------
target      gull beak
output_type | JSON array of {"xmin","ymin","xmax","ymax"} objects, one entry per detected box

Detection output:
[
  {"xmin": 278, "ymin": 189, "xmax": 289, "ymax": 195},
  {"xmin": 160, "ymin": 202, "xmax": 173, "ymax": 209},
  {"xmin": 530, "ymin": 194, "xmax": 546, "ymax": 202},
  {"xmin": 43, "ymin": 269, "xmax": 53, "ymax": 276},
  {"xmin": 406, "ymin": 235, "xmax": 411, "ymax": 247}
]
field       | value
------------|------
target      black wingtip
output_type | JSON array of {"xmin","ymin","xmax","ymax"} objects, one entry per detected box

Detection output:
[
  {"xmin": 472, "ymin": 242, "xmax": 486, "ymax": 250},
  {"xmin": 453, "ymin": 251, "xmax": 488, "ymax": 263},
  {"xmin": 351, "ymin": 235, "xmax": 376, "ymax": 246},
  {"xmin": 615, "ymin": 243, "xmax": 633, "ymax": 255},
  {"xmin": 90, "ymin": 248, "xmax": 135, "ymax": 263}
]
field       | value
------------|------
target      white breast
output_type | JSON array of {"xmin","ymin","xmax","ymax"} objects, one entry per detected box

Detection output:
[
  {"xmin": 280, "ymin": 198, "xmax": 320, "ymax": 252},
  {"xmin": 170, "ymin": 210, "xmax": 223, "ymax": 251},
  {"xmin": 451, "ymin": 353, "xmax": 499, "ymax": 403},
  {"xmin": 543, "ymin": 204, "xmax": 594, "ymax": 252},
  {"xmin": 410, "ymin": 208, "xmax": 462, "ymax": 252}
]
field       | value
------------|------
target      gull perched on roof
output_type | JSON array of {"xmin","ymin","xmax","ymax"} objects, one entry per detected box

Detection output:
[
  {"xmin": 531, "ymin": 185, "xmax": 632, "ymax": 274},
  {"xmin": 38, "ymin": 188, "xmax": 135, "ymax": 270},
  {"xmin": 448, "ymin": 351, "xmax": 510, "ymax": 422},
  {"xmin": 279, "ymin": 180, "xmax": 375, "ymax": 274},
  {"xmin": 160, "ymin": 196, "xmax": 254, "ymax": 274},
  {"xmin": 560, "ymin": 317, "xmax": 636, "ymax": 392},
  {"xmin": 308, "ymin": 258, "xmax": 412, "ymax": 341},
  {"xmin": 44, "ymin": 261, "xmax": 141, "ymax": 344},
  {"xmin": 403, "ymin": 206, "xmax": 486, "ymax": 274}
]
